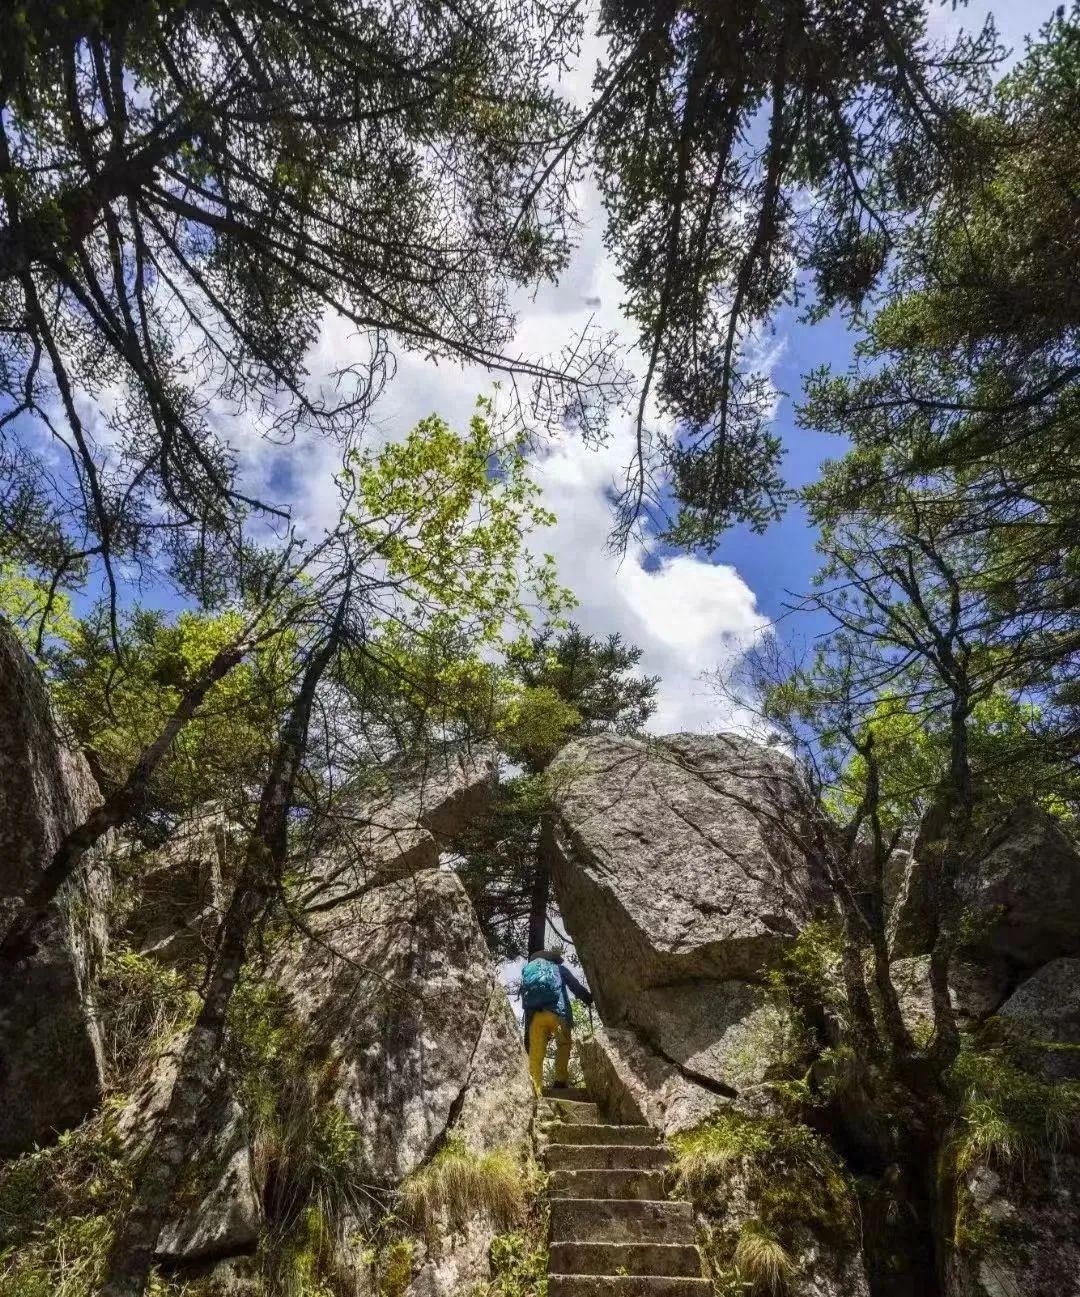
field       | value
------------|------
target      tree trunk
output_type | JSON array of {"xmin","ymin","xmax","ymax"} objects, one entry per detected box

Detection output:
[
  {"xmin": 527, "ymin": 812, "xmax": 557, "ymax": 954},
  {"xmin": 99, "ymin": 607, "xmax": 345, "ymax": 1297}
]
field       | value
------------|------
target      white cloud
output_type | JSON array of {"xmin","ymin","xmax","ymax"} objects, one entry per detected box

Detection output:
[
  {"xmin": 526, "ymin": 421, "xmax": 769, "ymax": 734},
  {"xmin": 231, "ymin": 0, "xmax": 1051, "ymax": 736},
  {"xmin": 254, "ymin": 177, "xmax": 771, "ymax": 737}
]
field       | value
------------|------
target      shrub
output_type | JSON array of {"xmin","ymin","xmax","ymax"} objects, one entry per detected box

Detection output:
[
  {"xmin": 0, "ymin": 1111, "xmax": 131, "ymax": 1297},
  {"xmin": 0, "ymin": 1214, "xmax": 114, "ymax": 1297},
  {"xmin": 945, "ymin": 1041, "xmax": 1080, "ymax": 1262},
  {"xmin": 95, "ymin": 946, "xmax": 199, "ymax": 1084},
  {"xmin": 764, "ymin": 922, "xmax": 845, "ymax": 1018},
  {"xmin": 477, "ymin": 1226, "xmax": 549, "ymax": 1297},
  {"xmin": 670, "ymin": 1109, "xmax": 857, "ymax": 1295},
  {"xmin": 378, "ymin": 1238, "xmax": 415, "ymax": 1297}
]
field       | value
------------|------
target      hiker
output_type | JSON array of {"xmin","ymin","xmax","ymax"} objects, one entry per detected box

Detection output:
[{"xmin": 519, "ymin": 945, "xmax": 593, "ymax": 1094}]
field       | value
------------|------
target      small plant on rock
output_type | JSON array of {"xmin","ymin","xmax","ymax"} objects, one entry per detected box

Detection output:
[
  {"xmin": 671, "ymin": 1109, "xmax": 858, "ymax": 1295},
  {"xmin": 948, "ymin": 1041, "xmax": 1080, "ymax": 1177},
  {"xmin": 474, "ymin": 1216, "xmax": 549, "ymax": 1297},
  {"xmin": 95, "ymin": 946, "xmax": 200, "ymax": 1085}
]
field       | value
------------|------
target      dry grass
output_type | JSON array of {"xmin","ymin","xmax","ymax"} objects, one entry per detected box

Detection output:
[
  {"xmin": 400, "ymin": 1136, "xmax": 526, "ymax": 1235},
  {"xmin": 733, "ymin": 1221, "xmax": 795, "ymax": 1295}
]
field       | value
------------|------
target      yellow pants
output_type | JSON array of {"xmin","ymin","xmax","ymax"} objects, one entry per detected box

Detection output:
[{"xmin": 528, "ymin": 1010, "xmax": 571, "ymax": 1094}]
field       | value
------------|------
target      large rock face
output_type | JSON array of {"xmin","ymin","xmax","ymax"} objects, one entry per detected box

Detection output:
[
  {"xmin": 947, "ymin": 1157, "xmax": 1080, "ymax": 1297},
  {"xmin": 890, "ymin": 955, "xmax": 1010, "ymax": 1036},
  {"xmin": 274, "ymin": 866, "xmax": 530, "ymax": 1184},
  {"xmin": 126, "ymin": 1060, "xmax": 264, "ymax": 1265},
  {"xmin": 258, "ymin": 865, "xmax": 531, "ymax": 1297},
  {"xmin": 551, "ymin": 732, "xmax": 818, "ymax": 1113},
  {"xmin": 111, "ymin": 857, "xmax": 527, "ymax": 1291},
  {"xmin": 108, "ymin": 759, "xmax": 519, "ymax": 1289},
  {"xmin": 118, "ymin": 806, "xmax": 242, "ymax": 965},
  {"xmin": 579, "ymin": 1026, "xmax": 730, "ymax": 1135},
  {"xmin": 0, "ymin": 620, "xmax": 110, "ymax": 1156}
]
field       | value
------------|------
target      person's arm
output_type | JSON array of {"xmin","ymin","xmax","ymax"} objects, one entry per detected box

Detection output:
[{"xmin": 560, "ymin": 965, "xmax": 593, "ymax": 1007}]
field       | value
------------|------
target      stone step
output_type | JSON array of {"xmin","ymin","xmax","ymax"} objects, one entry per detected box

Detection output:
[
  {"xmin": 548, "ymin": 1277, "xmax": 711, "ymax": 1297},
  {"xmin": 550, "ymin": 1242, "xmax": 704, "ymax": 1277},
  {"xmin": 550, "ymin": 1169, "xmax": 667, "ymax": 1201},
  {"xmin": 549, "ymin": 1198, "xmax": 695, "ymax": 1245},
  {"xmin": 543, "ymin": 1085, "xmax": 592, "ymax": 1101},
  {"xmin": 539, "ymin": 1122, "xmax": 660, "ymax": 1147},
  {"xmin": 545, "ymin": 1143, "xmax": 670, "ymax": 1172},
  {"xmin": 541, "ymin": 1098, "xmax": 601, "ymax": 1125}
]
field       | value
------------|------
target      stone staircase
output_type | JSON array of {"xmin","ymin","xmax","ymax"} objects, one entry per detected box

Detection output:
[{"xmin": 537, "ymin": 1086, "xmax": 710, "ymax": 1297}]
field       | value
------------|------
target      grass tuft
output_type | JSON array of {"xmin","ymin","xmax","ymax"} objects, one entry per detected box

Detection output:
[
  {"xmin": 671, "ymin": 1110, "xmax": 856, "ymax": 1244},
  {"xmin": 95, "ymin": 946, "xmax": 199, "ymax": 1085},
  {"xmin": 401, "ymin": 1135, "xmax": 526, "ymax": 1236},
  {"xmin": 670, "ymin": 1109, "xmax": 858, "ymax": 1296},
  {"xmin": 733, "ymin": 1220, "xmax": 795, "ymax": 1295},
  {"xmin": 948, "ymin": 1043, "xmax": 1080, "ymax": 1177}
]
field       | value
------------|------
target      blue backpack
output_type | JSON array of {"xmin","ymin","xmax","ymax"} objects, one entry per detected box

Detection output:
[{"xmin": 520, "ymin": 959, "xmax": 563, "ymax": 1013}]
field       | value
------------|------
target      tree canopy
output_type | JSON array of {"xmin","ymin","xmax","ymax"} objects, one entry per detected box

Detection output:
[
  {"xmin": 793, "ymin": 5, "xmax": 1080, "ymax": 826},
  {"xmin": 590, "ymin": 0, "xmax": 1000, "ymax": 545},
  {"xmin": 0, "ymin": 0, "xmax": 619, "ymax": 626}
]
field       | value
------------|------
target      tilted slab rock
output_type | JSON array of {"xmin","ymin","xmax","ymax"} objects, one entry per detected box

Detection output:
[
  {"xmin": 550, "ymin": 732, "xmax": 823, "ymax": 1017},
  {"xmin": 296, "ymin": 748, "xmax": 497, "ymax": 911},
  {"xmin": 0, "ymin": 620, "xmax": 111, "ymax": 1155},
  {"xmin": 630, "ymin": 979, "xmax": 795, "ymax": 1099},
  {"xmin": 120, "ymin": 869, "xmax": 528, "ymax": 1280},
  {"xmin": 273, "ymin": 866, "xmax": 532, "ymax": 1297},
  {"xmin": 114, "ymin": 1045, "xmax": 263, "ymax": 1265},
  {"xmin": 101, "ymin": 755, "xmax": 507, "ymax": 1279},
  {"xmin": 154, "ymin": 1088, "xmax": 261, "ymax": 1264},
  {"xmin": 550, "ymin": 732, "xmax": 816, "ymax": 1108}
]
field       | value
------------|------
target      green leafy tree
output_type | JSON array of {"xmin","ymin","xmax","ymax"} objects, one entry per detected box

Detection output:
[
  {"xmin": 0, "ymin": 563, "xmax": 78, "ymax": 652},
  {"xmin": 800, "ymin": 6, "xmax": 1080, "ymax": 748},
  {"xmin": 825, "ymin": 692, "xmax": 1072, "ymax": 830},
  {"xmin": 734, "ymin": 25, "xmax": 1080, "ymax": 1267},
  {"xmin": 343, "ymin": 401, "xmax": 573, "ymax": 652},
  {"xmin": 91, "ymin": 404, "xmax": 577, "ymax": 1296},
  {"xmin": 49, "ymin": 604, "xmax": 298, "ymax": 837},
  {"xmin": 504, "ymin": 624, "xmax": 660, "ymax": 772}
]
